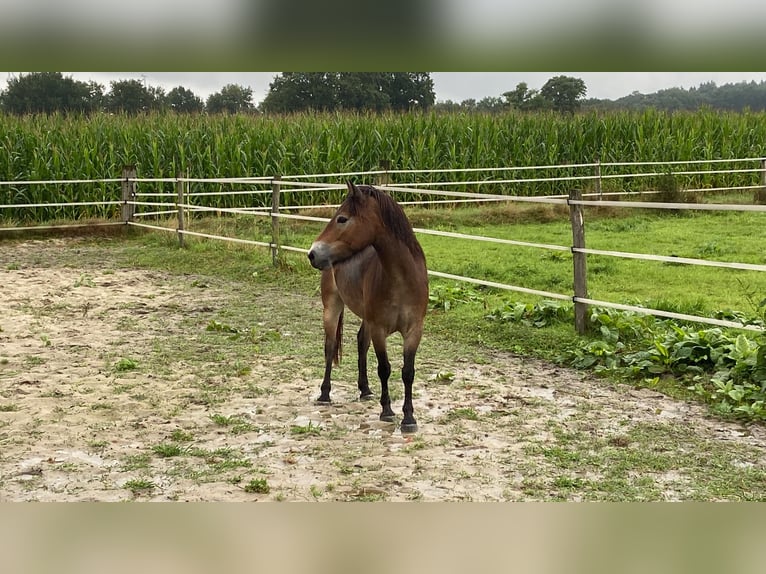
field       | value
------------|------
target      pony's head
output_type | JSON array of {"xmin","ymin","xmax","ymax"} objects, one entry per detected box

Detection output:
[{"xmin": 308, "ymin": 181, "xmax": 383, "ymax": 270}]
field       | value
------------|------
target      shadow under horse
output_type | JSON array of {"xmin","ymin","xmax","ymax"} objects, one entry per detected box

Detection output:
[{"xmin": 308, "ymin": 182, "xmax": 429, "ymax": 433}]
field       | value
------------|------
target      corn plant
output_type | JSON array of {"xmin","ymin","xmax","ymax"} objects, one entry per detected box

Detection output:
[{"xmin": 2, "ymin": 109, "xmax": 766, "ymax": 221}]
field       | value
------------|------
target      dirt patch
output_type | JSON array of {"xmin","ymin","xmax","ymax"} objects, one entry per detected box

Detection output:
[{"xmin": 1, "ymin": 238, "xmax": 766, "ymax": 501}]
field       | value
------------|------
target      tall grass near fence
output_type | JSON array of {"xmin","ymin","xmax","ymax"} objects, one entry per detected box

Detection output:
[{"xmin": 3, "ymin": 108, "xmax": 766, "ymax": 221}]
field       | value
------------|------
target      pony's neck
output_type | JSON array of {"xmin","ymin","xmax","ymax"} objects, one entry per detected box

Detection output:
[{"xmin": 372, "ymin": 233, "xmax": 423, "ymax": 277}]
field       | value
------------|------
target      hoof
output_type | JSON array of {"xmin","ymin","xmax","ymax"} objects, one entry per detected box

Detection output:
[
  {"xmin": 359, "ymin": 392, "xmax": 375, "ymax": 401},
  {"xmin": 400, "ymin": 422, "xmax": 418, "ymax": 434},
  {"xmin": 315, "ymin": 397, "xmax": 332, "ymax": 405},
  {"xmin": 379, "ymin": 413, "xmax": 395, "ymax": 423}
]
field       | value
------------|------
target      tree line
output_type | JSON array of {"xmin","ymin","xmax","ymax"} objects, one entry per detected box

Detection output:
[
  {"xmin": 0, "ymin": 72, "xmax": 586, "ymax": 115},
  {"xmin": 0, "ymin": 72, "xmax": 436, "ymax": 115},
  {"xmin": 0, "ymin": 73, "xmax": 256, "ymax": 115},
  {"xmin": 586, "ymin": 81, "xmax": 766, "ymax": 112},
  {"xmin": 4, "ymin": 72, "xmax": 766, "ymax": 116},
  {"xmin": 434, "ymin": 79, "xmax": 766, "ymax": 114}
]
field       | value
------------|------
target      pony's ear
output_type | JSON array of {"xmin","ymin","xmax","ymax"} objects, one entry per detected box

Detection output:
[{"xmin": 347, "ymin": 181, "xmax": 364, "ymax": 199}]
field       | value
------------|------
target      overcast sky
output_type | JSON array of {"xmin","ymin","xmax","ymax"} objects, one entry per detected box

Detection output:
[{"xmin": 5, "ymin": 72, "xmax": 766, "ymax": 105}]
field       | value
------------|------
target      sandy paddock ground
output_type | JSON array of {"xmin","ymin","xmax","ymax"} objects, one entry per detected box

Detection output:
[{"xmin": 1, "ymin": 238, "xmax": 765, "ymax": 501}]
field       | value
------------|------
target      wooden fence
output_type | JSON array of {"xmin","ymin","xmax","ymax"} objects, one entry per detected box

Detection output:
[{"xmin": 2, "ymin": 159, "xmax": 766, "ymax": 334}]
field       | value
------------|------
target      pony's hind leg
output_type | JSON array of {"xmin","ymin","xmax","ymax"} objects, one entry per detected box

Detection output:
[{"xmin": 356, "ymin": 323, "xmax": 374, "ymax": 400}]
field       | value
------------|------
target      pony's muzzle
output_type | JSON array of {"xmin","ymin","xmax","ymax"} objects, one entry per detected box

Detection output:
[{"xmin": 308, "ymin": 242, "xmax": 330, "ymax": 270}]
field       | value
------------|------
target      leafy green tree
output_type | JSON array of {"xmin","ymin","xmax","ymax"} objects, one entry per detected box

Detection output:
[
  {"xmin": 539, "ymin": 76, "xmax": 587, "ymax": 114},
  {"xmin": 206, "ymin": 84, "xmax": 256, "ymax": 114},
  {"xmin": 86, "ymin": 81, "xmax": 105, "ymax": 111},
  {"xmin": 503, "ymin": 82, "xmax": 543, "ymax": 111},
  {"xmin": 260, "ymin": 72, "xmax": 435, "ymax": 113},
  {"xmin": 166, "ymin": 86, "xmax": 204, "ymax": 114},
  {"xmin": 475, "ymin": 96, "xmax": 505, "ymax": 113},
  {"xmin": 432, "ymin": 99, "xmax": 463, "ymax": 113},
  {"xmin": 335, "ymin": 72, "xmax": 390, "ymax": 111},
  {"xmin": 0, "ymin": 72, "xmax": 96, "ymax": 114},
  {"xmin": 105, "ymin": 79, "xmax": 164, "ymax": 114},
  {"xmin": 260, "ymin": 73, "xmax": 338, "ymax": 113},
  {"xmin": 386, "ymin": 72, "xmax": 434, "ymax": 111}
]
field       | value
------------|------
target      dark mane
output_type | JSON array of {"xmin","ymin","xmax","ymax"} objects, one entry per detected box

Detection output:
[{"xmin": 347, "ymin": 185, "xmax": 425, "ymax": 261}]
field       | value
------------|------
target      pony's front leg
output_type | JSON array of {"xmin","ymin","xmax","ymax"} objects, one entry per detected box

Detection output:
[
  {"xmin": 372, "ymin": 332, "xmax": 395, "ymax": 422},
  {"xmin": 400, "ymin": 331, "xmax": 422, "ymax": 433},
  {"xmin": 400, "ymin": 347, "xmax": 418, "ymax": 432},
  {"xmin": 317, "ymin": 335, "xmax": 335, "ymax": 404},
  {"xmin": 317, "ymin": 296, "xmax": 343, "ymax": 404}
]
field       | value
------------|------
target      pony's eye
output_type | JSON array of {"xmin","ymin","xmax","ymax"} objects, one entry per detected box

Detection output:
[{"xmin": 336, "ymin": 215, "xmax": 348, "ymax": 224}]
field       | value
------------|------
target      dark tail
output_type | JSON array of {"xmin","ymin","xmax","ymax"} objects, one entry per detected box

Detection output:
[{"xmin": 334, "ymin": 310, "xmax": 344, "ymax": 366}]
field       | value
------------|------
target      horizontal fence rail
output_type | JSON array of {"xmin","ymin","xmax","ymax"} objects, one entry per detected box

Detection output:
[{"xmin": 2, "ymin": 158, "xmax": 765, "ymax": 334}]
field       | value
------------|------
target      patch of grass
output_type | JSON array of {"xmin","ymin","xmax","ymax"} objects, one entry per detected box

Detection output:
[
  {"xmin": 208, "ymin": 458, "xmax": 252, "ymax": 472},
  {"xmin": 113, "ymin": 357, "xmax": 139, "ymax": 372},
  {"xmin": 334, "ymin": 461, "xmax": 356, "ymax": 475},
  {"xmin": 516, "ymin": 418, "xmax": 766, "ymax": 501},
  {"xmin": 243, "ymin": 383, "xmax": 273, "ymax": 398},
  {"xmin": 187, "ymin": 446, "xmax": 238, "ymax": 461},
  {"xmin": 350, "ymin": 489, "xmax": 387, "ymax": 502},
  {"xmin": 541, "ymin": 445, "xmax": 582, "ymax": 468},
  {"xmin": 552, "ymin": 475, "xmax": 586, "ymax": 489},
  {"xmin": 152, "ymin": 443, "xmax": 184, "ymax": 458},
  {"xmin": 233, "ymin": 362, "xmax": 252, "ymax": 377},
  {"xmin": 205, "ymin": 319, "xmax": 239, "ymax": 334},
  {"xmin": 122, "ymin": 453, "xmax": 151, "ymax": 471},
  {"xmin": 90, "ymin": 402, "xmax": 115, "ymax": 411},
  {"xmin": 244, "ymin": 478, "xmax": 270, "ymax": 494},
  {"xmin": 169, "ymin": 429, "xmax": 195, "ymax": 442},
  {"xmin": 290, "ymin": 422, "xmax": 321, "ymax": 437},
  {"xmin": 210, "ymin": 413, "xmax": 256, "ymax": 434},
  {"xmin": 23, "ymin": 355, "xmax": 46, "ymax": 367},
  {"xmin": 0, "ymin": 403, "xmax": 19, "ymax": 412},
  {"xmin": 309, "ymin": 484, "xmax": 324, "ymax": 500},
  {"xmin": 441, "ymin": 407, "xmax": 480, "ymax": 423},
  {"xmin": 74, "ymin": 273, "xmax": 96, "ymax": 288},
  {"xmin": 403, "ymin": 437, "xmax": 428, "ymax": 453},
  {"xmin": 112, "ymin": 383, "xmax": 136, "ymax": 394},
  {"xmin": 124, "ymin": 479, "xmax": 155, "ymax": 495}
]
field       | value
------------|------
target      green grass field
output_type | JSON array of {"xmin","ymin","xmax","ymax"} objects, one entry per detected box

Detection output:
[{"xmin": 174, "ymin": 200, "xmax": 766, "ymax": 321}]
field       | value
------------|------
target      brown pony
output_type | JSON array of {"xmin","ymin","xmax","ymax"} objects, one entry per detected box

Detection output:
[{"xmin": 307, "ymin": 182, "xmax": 428, "ymax": 432}]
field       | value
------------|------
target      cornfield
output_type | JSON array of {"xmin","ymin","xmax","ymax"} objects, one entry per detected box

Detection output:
[{"xmin": 2, "ymin": 109, "xmax": 766, "ymax": 221}]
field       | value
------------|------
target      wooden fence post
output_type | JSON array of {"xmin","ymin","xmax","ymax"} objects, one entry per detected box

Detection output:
[
  {"xmin": 121, "ymin": 165, "xmax": 136, "ymax": 224},
  {"xmin": 568, "ymin": 188, "xmax": 589, "ymax": 335},
  {"xmin": 375, "ymin": 159, "xmax": 391, "ymax": 187},
  {"xmin": 755, "ymin": 158, "xmax": 766, "ymax": 204},
  {"xmin": 176, "ymin": 171, "xmax": 186, "ymax": 248},
  {"xmin": 271, "ymin": 175, "xmax": 281, "ymax": 266},
  {"xmin": 595, "ymin": 157, "xmax": 602, "ymax": 201}
]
